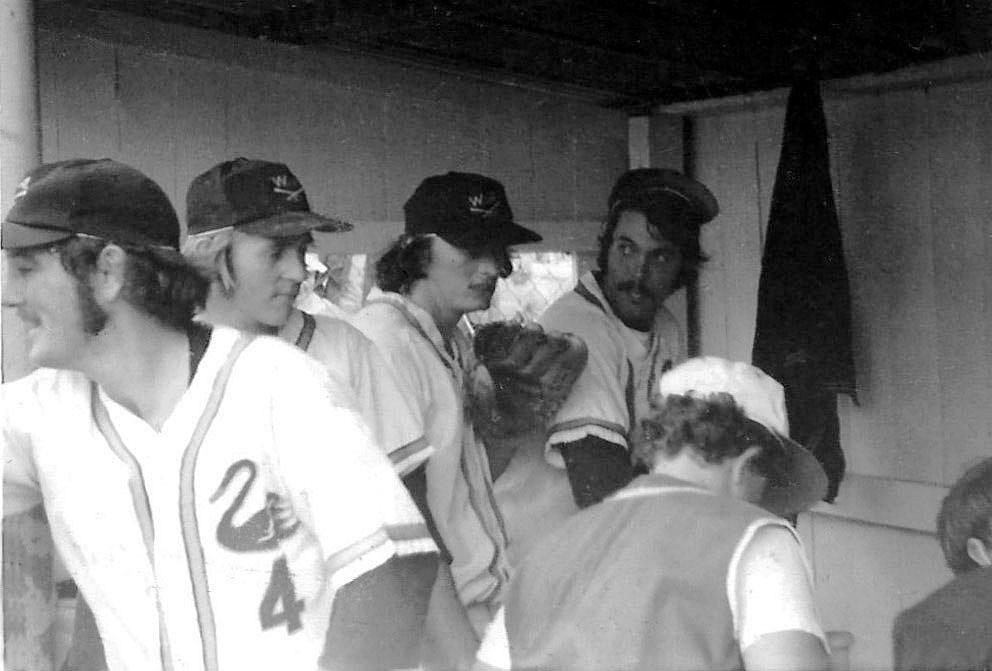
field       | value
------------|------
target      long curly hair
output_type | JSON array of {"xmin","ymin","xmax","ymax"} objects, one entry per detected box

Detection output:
[{"xmin": 53, "ymin": 235, "xmax": 208, "ymax": 331}]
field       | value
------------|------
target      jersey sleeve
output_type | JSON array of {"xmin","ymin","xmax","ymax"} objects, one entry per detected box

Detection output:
[
  {"xmin": 2, "ymin": 377, "xmax": 45, "ymax": 516},
  {"xmin": 728, "ymin": 522, "xmax": 829, "ymax": 652},
  {"xmin": 539, "ymin": 302, "xmax": 629, "ymax": 466},
  {"xmin": 344, "ymin": 331, "xmax": 433, "ymax": 477},
  {"xmin": 267, "ymin": 353, "xmax": 436, "ymax": 592}
]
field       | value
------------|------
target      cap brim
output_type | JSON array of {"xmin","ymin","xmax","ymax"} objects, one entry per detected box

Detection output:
[
  {"xmin": 439, "ymin": 221, "xmax": 542, "ymax": 249},
  {"xmin": 614, "ymin": 172, "xmax": 720, "ymax": 224},
  {"xmin": 237, "ymin": 211, "xmax": 353, "ymax": 237},
  {"xmin": 1, "ymin": 220, "xmax": 73, "ymax": 250},
  {"xmin": 758, "ymin": 436, "xmax": 829, "ymax": 517}
]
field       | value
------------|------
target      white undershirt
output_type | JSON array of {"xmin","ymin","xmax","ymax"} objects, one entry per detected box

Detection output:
[{"xmin": 476, "ymin": 523, "xmax": 828, "ymax": 669}]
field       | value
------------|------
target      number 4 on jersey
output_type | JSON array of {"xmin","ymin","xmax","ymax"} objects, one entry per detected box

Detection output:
[{"xmin": 259, "ymin": 556, "xmax": 305, "ymax": 632}]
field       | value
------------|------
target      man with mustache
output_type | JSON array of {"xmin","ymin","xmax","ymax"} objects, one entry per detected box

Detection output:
[
  {"xmin": 494, "ymin": 168, "xmax": 718, "ymax": 558},
  {"xmin": 352, "ymin": 172, "xmax": 542, "ymax": 667}
]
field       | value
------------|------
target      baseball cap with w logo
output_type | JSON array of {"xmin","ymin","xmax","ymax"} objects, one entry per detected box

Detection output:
[
  {"xmin": 404, "ymin": 171, "xmax": 541, "ymax": 249},
  {"xmin": 186, "ymin": 158, "xmax": 352, "ymax": 237}
]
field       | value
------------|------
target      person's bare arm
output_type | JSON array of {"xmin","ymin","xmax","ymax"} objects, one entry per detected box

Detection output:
[
  {"xmin": 320, "ymin": 552, "xmax": 438, "ymax": 671},
  {"xmin": 742, "ymin": 630, "xmax": 831, "ymax": 671},
  {"xmin": 736, "ymin": 526, "xmax": 831, "ymax": 671},
  {"xmin": 557, "ymin": 435, "xmax": 633, "ymax": 507}
]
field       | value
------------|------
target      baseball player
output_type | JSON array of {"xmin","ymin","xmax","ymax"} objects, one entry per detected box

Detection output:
[
  {"xmin": 181, "ymin": 158, "xmax": 432, "ymax": 480},
  {"xmin": 476, "ymin": 357, "xmax": 831, "ymax": 671},
  {"xmin": 493, "ymin": 167, "xmax": 719, "ymax": 560},
  {"xmin": 2, "ymin": 159, "xmax": 437, "ymax": 671},
  {"xmin": 351, "ymin": 172, "xmax": 542, "ymax": 660}
]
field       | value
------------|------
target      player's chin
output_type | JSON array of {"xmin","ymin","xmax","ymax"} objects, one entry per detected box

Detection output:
[
  {"xmin": 464, "ymin": 292, "xmax": 494, "ymax": 313},
  {"xmin": 267, "ymin": 301, "xmax": 296, "ymax": 326},
  {"xmin": 27, "ymin": 340, "xmax": 68, "ymax": 369}
]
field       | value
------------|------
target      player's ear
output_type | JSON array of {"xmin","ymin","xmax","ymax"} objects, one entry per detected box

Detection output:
[
  {"xmin": 92, "ymin": 243, "xmax": 127, "ymax": 304},
  {"xmin": 730, "ymin": 445, "xmax": 766, "ymax": 506},
  {"xmin": 966, "ymin": 536, "xmax": 992, "ymax": 568}
]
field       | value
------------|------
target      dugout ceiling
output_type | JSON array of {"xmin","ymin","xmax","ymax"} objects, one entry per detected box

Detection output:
[{"xmin": 38, "ymin": 0, "xmax": 992, "ymax": 111}]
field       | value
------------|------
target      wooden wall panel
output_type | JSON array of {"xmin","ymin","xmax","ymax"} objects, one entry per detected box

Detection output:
[
  {"xmin": 39, "ymin": 34, "xmax": 117, "ymax": 159},
  {"xmin": 170, "ymin": 59, "xmax": 230, "ymax": 228},
  {"xmin": 694, "ymin": 110, "xmax": 766, "ymax": 362},
  {"xmin": 805, "ymin": 515, "xmax": 946, "ymax": 671},
  {"xmin": 36, "ymin": 12, "xmax": 627, "ymax": 257},
  {"xmin": 925, "ymin": 80, "xmax": 992, "ymax": 483},
  {"xmin": 685, "ymin": 73, "xmax": 992, "ymax": 670},
  {"xmin": 117, "ymin": 50, "xmax": 180, "ymax": 202}
]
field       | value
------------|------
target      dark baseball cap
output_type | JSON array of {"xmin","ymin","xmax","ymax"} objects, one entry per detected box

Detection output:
[
  {"xmin": 608, "ymin": 168, "xmax": 719, "ymax": 225},
  {"xmin": 2, "ymin": 159, "xmax": 181, "ymax": 250},
  {"xmin": 404, "ymin": 172, "xmax": 541, "ymax": 249},
  {"xmin": 186, "ymin": 158, "xmax": 351, "ymax": 238}
]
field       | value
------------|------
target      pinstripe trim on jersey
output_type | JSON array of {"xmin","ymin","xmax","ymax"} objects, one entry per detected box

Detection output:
[
  {"xmin": 548, "ymin": 417, "xmax": 628, "ymax": 439},
  {"xmin": 325, "ymin": 528, "xmax": 391, "ymax": 577},
  {"xmin": 294, "ymin": 312, "xmax": 317, "ymax": 351},
  {"xmin": 368, "ymin": 295, "xmax": 511, "ymax": 593},
  {"xmin": 178, "ymin": 334, "xmax": 253, "ymax": 671},
  {"xmin": 91, "ymin": 385, "xmax": 176, "ymax": 671},
  {"xmin": 459, "ymin": 439, "xmax": 511, "ymax": 598},
  {"xmin": 386, "ymin": 522, "xmax": 438, "ymax": 557},
  {"xmin": 573, "ymin": 279, "xmax": 607, "ymax": 315},
  {"xmin": 388, "ymin": 436, "xmax": 433, "ymax": 476}
]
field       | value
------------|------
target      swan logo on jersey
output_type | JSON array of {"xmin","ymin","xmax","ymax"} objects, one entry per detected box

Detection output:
[
  {"xmin": 210, "ymin": 459, "xmax": 300, "ymax": 552},
  {"xmin": 211, "ymin": 459, "xmax": 306, "ymax": 633}
]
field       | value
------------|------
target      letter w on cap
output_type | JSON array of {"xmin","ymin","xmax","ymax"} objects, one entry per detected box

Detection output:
[
  {"xmin": 468, "ymin": 193, "xmax": 497, "ymax": 217},
  {"xmin": 270, "ymin": 175, "xmax": 304, "ymax": 202}
]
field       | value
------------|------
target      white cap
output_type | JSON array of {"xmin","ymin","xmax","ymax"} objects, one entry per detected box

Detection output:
[{"xmin": 658, "ymin": 356, "xmax": 828, "ymax": 516}]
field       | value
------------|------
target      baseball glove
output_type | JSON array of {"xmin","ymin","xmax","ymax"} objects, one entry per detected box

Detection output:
[{"xmin": 470, "ymin": 321, "xmax": 588, "ymax": 439}]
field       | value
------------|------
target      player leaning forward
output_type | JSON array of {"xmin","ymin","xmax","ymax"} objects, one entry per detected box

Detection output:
[
  {"xmin": 1, "ymin": 159, "xmax": 437, "ymax": 671},
  {"xmin": 476, "ymin": 357, "xmax": 832, "ymax": 671}
]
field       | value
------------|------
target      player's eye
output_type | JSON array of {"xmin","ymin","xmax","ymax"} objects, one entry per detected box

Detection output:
[{"xmin": 10, "ymin": 259, "xmax": 37, "ymax": 277}]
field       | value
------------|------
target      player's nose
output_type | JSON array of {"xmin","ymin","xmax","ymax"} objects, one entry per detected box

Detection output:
[
  {"xmin": 279, "ymin": 249, "xmax": 307, "ymax": 284},
  {"xmin": 1, "ymin": 265, "xmax": 25, "ymax": 307}
]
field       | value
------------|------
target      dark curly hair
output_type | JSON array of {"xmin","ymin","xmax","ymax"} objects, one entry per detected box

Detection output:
[
  {"xmin": 632, "ymin": 393, "xmax": 787, "ymax": 483},
  {"xmin": 375, "ymin": 233, "xmax": 513, "ymax": 294},
  {"xmin": 46, "ymin": 236, "xmax": 208, "ymax": 332},
  {"xmin": 375, "ymin": 234, "xmax": 434, "ymax": 294},
  {"xmin": 597, "ymin": 197, "xmax": 708, "ymax": 290},
  {"xmin": 937, "ymin": 457, "xmax": 992, "ymax": 575}
]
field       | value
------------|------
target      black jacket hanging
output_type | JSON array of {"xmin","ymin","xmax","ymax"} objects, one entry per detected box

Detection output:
[{"xmin": 752, "ymin": 77, "xmax": 857, "ymax": 502}]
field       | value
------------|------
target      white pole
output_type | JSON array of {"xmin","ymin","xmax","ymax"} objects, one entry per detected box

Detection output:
[{"xmin": 1, "ymin": 1, "xmax": 55, "ymax": 670}]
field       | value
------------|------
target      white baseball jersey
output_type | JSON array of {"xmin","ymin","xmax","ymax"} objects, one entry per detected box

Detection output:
[
  {"xmin": 2, "ymin": 327, "xmax": 435, "ymax": 671},
  {"xmin": 280, "ymin": 308, "xmax": 433, "ymax": 476},
  {"xmin": 351, "ymin": 288, "xmax": 511, "ymax": 634},
  {"xmin": 493, "ymin": 270, "xmax": 685, "ymax": 562}
]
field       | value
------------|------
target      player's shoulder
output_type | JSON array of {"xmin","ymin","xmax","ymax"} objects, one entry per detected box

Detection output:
[
  {"xmin": 311, "ymin": 312, "xmax": 374, "ymax": 349},
  {"xmin": 351, "ymin": 302, "xmax": 420, "ymax": 351},
  {"xmin": 214, "ymin": 326, "xmax": 326, "ymax": 379},
  {"xmin": 540, "ymin": 287, "xmax": 611, "ymax": 334},
  {"xmin": 2, "ymin": 367, "xmax": 91, "ymax": 409}
]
